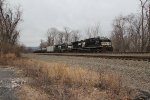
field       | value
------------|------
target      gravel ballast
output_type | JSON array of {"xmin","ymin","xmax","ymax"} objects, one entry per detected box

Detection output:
[{"xmin": 25, "ymin": 54, "xmax": 150, "ymax": 98}]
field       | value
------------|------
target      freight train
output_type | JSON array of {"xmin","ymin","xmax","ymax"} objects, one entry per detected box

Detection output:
[{"xmin": 45, "ymin": 37, "xmax": 113, "ymax": 53}]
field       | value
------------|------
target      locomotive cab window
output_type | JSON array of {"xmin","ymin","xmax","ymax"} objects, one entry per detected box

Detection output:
[{"xmin": 101, "ymin": 42, "xmax": 111, "ymax": 46}]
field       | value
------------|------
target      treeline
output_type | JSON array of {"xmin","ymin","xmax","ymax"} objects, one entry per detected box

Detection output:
[
  {"xmin": 0, "ymin": 0, "xmax": 22, "ymax": 56},
  {"xmin": 40, "ymin": 27, "xmax": 80, "ymax": 49},
  {"xmin": 40, "ymin": 24, "xmax": 101, "ymax": 49},
  {"xmin": 111, "ymin": 0, "xmax": 150, "ymax": 52}
]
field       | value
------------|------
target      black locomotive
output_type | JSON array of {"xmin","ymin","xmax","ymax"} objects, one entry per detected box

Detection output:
[{"xmin": 49, "ymin": 37, "xmax": 113, "ymax": 53}]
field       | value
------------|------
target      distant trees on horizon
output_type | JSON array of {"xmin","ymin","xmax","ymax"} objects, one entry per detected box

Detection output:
[{"xmin": 40, "ymin": 24, "xmax": 102, "ymax": 49}]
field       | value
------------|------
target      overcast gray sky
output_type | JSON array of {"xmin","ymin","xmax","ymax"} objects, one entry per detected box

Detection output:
[{"xmin": 8, "ymin": 0, "xmax": 140, "ymax": 47}]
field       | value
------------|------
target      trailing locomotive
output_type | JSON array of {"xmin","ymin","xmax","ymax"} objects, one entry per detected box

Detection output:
[{"xmin": 46, "ymin": 37, "xmax": 113, "ymax": 53}]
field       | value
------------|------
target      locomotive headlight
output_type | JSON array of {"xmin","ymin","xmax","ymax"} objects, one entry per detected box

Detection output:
[{"xmin": 101, "ymin": 42, "xmax": 111, "ymax": 46}]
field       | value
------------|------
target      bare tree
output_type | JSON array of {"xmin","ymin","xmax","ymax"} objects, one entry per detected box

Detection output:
[
  {"xmin": 92, "ymin": 24, "xmax": 101, "ymax": 37},
  {"xmin": 145, "ymin": 4, "xmax": 150, "ymax": 51},
  {"xmin": 40, "ymin": 39, "xmax": 47, "ymax": 50},
  {"xmin": 86, "ymin": 24, "xmax": 101, "ymax": 38},
  {"xmin": 86, "ymin": 27, "xmax": 92, "ymax": 38},
  {"xmin": 125, "ymin": 14, "xmax": 142, "ymax": 52},
  {"xmin": 111, "ymin": 16, "xmax": 126, "ymax": 52},
  {"xmin": 57, "ymin": 31, "xmax": 64, "ymax": 44},
  {"xmin": 111, "ymin": 11, "xmax": 150, "ymax": 52},
  {"xmin": 47, "ymin": 28, "xmax": 58, "ymax": 46},
  {"xmin": 55, "ymin": 28, "xmax": 80, "ymax": 44},
  {"xmin": 71, "ymin": 30, "xmax": 80, "ymax": 42},
  {"xmin": 63, "ymin": 27, "xmax": 72, "ymax": 43},
  {"xmin": 0, "ymin": 0, "xmax": 22, "ymax": 54},
  {"xmin": 139, "ymin": 0, "xmax": 149, "ymax": 51}
]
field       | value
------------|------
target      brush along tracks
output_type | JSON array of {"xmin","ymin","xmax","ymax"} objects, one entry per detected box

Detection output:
[{"xmin": 37, "ymin": 53, "xmax": 150, "ymax": 62}]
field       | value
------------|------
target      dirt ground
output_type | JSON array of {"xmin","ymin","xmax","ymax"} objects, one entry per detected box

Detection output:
[
  {"xmin": 24, "ymin": 54, "xmax": 150, "ymax": 99},
  {"xmin": 0, "ymin": 67, "xmax": 24, "ymax": 100}
]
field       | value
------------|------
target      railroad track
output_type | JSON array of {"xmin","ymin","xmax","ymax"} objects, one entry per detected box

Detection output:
[
  {"xmin": 37, "ymin": 53, "xmax": 150, "ymax": 62},
  {"xmin": 100, "ymin": 52, "xmax": 150, "ymax": 55}
]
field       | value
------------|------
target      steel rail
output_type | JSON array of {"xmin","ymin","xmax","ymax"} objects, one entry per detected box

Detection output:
[{"xmin": 36, "ymin": 53, "xmax": 150, "ymax": 62}]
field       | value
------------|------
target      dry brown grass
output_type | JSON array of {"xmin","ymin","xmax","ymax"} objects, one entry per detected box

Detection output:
[
  {"xmin": 16, "ymin": 85, "xmax": 49, "ymax": 100},
  {"xmin": 12, "ymin": 59, "xmax": 120, "ymax": 88},
  {"xmin": 0, "ymin": 53, "xmax": 16, "ymax": 58},
  {"xmin": 0, "ymin": 53, "xmax": 17, "ymax": 65},
  {"xmin": 0, "ymin": 53, "xmax": 131, "ymax": 100}
]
